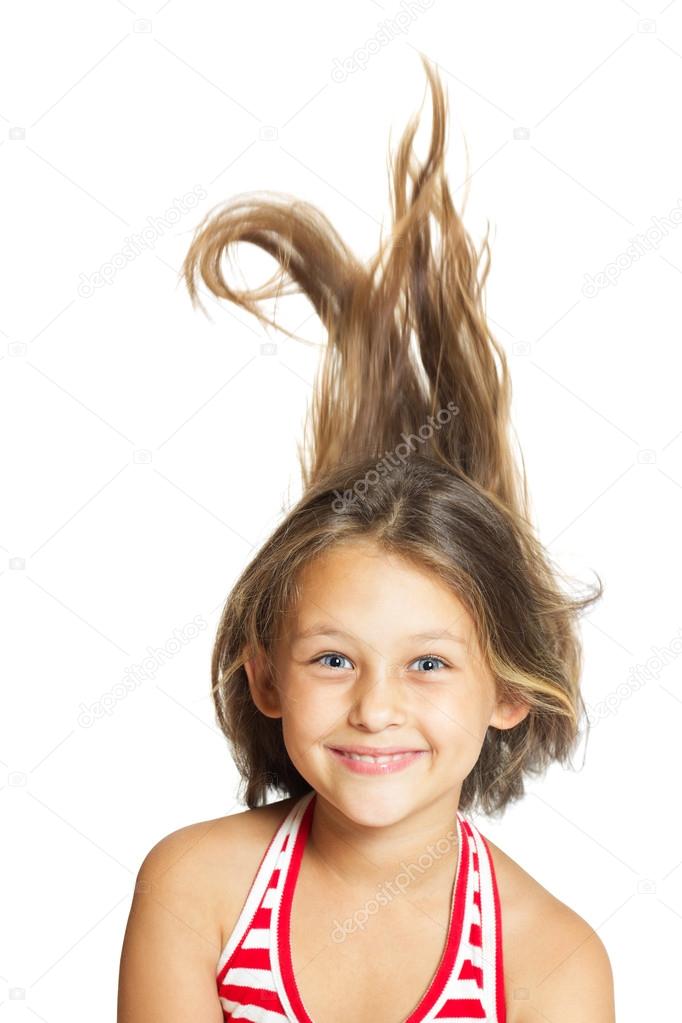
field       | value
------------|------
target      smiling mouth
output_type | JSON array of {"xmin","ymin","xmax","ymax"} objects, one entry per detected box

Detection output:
[
  {"xmin": 326, "ymin": 743, "xmax": 428, "ymax": 758},
  {"xmin": 332, "ymin": 748, "xmax": 421, "ymax": 762},
  {"xmin": 325, "ymin": 746, "xmax": 429, "ymax": 773}
]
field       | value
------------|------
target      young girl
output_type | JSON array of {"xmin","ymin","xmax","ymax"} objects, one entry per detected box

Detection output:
[{"xmin": 117, "ymin": 56, "xmax": 615, "ymax": 1023}]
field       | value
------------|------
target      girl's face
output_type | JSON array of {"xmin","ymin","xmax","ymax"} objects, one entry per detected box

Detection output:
[{"xmin": 246, "ymin": 539, "xmax": 527, "ymax": 827}]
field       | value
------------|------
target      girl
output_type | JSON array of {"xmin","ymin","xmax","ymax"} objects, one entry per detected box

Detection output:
[{"xmin": 117, "ymin": 56, "xmax": 615, "ymax": 1023}]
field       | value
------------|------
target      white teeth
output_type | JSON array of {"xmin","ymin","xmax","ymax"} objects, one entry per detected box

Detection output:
[{"xmin": 341, "ymin": 751, "xmax": 410, "ymax": 763}]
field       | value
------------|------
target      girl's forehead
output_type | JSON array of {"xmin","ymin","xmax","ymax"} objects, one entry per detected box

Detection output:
[
  {"xmin": 287, "ymin": 554, "xmax": 476, "ymax": 644},
  {"xmin": 299, "ymin": 542, "xmax": 441, "ymax": 584},
  {"xmin": 298, "ymin": 545, "xmax": 465, "ymax": 603}
]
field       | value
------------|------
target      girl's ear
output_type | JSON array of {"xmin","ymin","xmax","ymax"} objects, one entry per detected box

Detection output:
[
  {"xmin": 243, "ymin": 646, "xmax": 283, "ymax": 719},
  {"xmin": 488, "ymin": 698, "xmax": 530, "ymax": 731}
]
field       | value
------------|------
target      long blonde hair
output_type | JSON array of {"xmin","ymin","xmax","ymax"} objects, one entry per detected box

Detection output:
[{"xmin": 180, "ymin": 54, "xmax": 602, "ymax": 815}]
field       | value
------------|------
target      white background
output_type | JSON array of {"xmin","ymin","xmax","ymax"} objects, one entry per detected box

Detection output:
[{"xmin": 2, "ymin": 1, "xmax": 681, "ymax": 1019}]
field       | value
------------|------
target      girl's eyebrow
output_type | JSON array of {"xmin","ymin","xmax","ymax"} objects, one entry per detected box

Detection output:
[
  {"xmin": 410, "ymin": 630, "xmax": 467, "ymax": 645},
  {"xmin": 292, "ymin": 624, "xmax": 467, "ymax": 645}
]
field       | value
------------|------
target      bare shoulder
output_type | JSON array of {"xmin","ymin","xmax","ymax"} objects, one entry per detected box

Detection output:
[
  {"xmin": 142, "ymin": 796, "xmax": 299, "ymax": 944},
  {"xmin": 484, "ymin": 837, "xmax": 616, "ymax": 1023},
  {"xmin": 118, "ymin": 798, "xmax": 297, "ymax": 1022}
]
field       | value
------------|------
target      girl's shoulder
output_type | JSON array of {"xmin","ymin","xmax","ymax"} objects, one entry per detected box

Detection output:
[
  {"xmin": 483, "ymin": 835, "xmax": 614, "ymax": 1021},
  {"xmin": 136, "ymin": 796, "xmax": 298, "ymax": 956},
  {"xmin": 164, "ymin": 796, "xmax": 300, "ymax": 947}
]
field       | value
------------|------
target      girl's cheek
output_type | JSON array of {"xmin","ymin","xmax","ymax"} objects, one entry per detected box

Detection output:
[{"xmin": 283, "ymin": 686, "xmax": 339, "ymax": 729}]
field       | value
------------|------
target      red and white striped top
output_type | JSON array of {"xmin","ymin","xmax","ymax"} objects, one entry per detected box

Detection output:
[{"xmin": 216, "ymin": 790, "xmax": 506, "ymax": 1022}]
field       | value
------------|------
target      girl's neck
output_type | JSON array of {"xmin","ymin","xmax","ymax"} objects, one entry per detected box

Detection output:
[{"xmin": 304, "ymin": 789, "xmax": 462, "ymax": 896}]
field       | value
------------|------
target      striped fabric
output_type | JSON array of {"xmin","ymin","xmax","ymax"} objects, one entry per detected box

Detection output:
[{"xmin": 216, "ymin": 790, "xmax": 506, "ymax": 1022}]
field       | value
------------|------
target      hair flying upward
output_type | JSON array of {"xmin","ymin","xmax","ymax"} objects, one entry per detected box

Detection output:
[{"xmin": 180, "ymin": 54, "xmax": 603, "ymax": 815}]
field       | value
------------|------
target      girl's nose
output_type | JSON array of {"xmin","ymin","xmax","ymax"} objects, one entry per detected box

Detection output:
[{"xmin": 347, "ymin": 670, "xmax": 408, "ymax": 729}]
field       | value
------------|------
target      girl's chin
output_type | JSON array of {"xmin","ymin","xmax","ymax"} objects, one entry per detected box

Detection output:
[{"xmin": 324, "ymin": 786, "xmax": 424, "ymax": 820}]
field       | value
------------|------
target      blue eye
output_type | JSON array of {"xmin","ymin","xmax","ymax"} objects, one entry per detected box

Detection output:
[
  {"xmin": 316, "ymin": 653, "xmax": 353, "ymax": 670},
  {"xmin": 408, "ymin": 655, "xmax": 448, "ymax": 672}
]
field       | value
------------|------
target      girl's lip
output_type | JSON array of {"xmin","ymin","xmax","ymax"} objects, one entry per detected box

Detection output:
[
  {"xmin": 326, "ymin": 746, "xmax": 428, "ymax": 775},
  {"xmin": 326, "ymin": 744, "xmax": 427, "ymax": 755}
]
